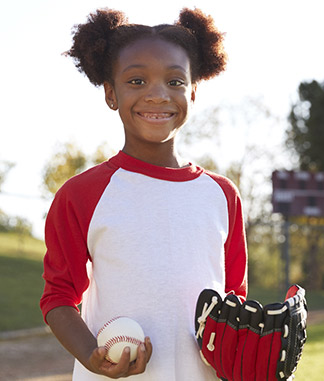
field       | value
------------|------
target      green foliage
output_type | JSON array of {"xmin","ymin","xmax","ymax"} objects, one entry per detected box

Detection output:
[
  {"xmin": 42, "ymin": 142, "xmax": 87, "ymax": 196},
  {"xmin": 287, "ymin": 80, "xmax": 324, "ymax": 171},
  {"xmin": 92, "ymin": 143, "xmax": 116, "ymax": 165},
  {"xmin": 0, "ymin": 211, "xmax": 33, "ymax": 235},
  {"xmin": 285, "ymin": 81, "xmax": 324, "ymax": 290},
  {"xmin": 247, "ymin": 219, "xmax": 324, "ymax": 291},
  {"xmin": 0, "ymin": 160, "xmax": 14, "ymax": 192},
  {"xmin": 248, "ymin": 233, "xmax": 282, "ymax": 288},
  {"xmin": 195, "ymin": 155, "xmax": 218, "ymax": 172},
  {"xmin": 0, "ymin": 160, "xmax": 33, "ymax": 236},
  {"xmin": 288, "ymin": 221, "xmax": 324, "ymax": 290},
  {"xmin": 42, "ymin": 141, "xmax": 116, "ymax": 197}
]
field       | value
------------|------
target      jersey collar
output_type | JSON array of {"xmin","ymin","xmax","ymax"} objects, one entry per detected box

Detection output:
[{"xmin": 108, "ymin": 151, "xmax": 203, "ymax": 182}]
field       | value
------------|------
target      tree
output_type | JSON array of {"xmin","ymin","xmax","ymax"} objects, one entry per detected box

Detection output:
[
  {"xmin": 42, "ymin": 141, "xmax": 115, "ymax": 197},
  {"xmin": 0, "ymin": 160, "xmax": 14, "ymax": 192},
  {"xmin": 286, "ymin": 80, "xmax": 324, "ymax": 171},
  {"xmin": 0, "ymin": 160, "xmax": 33, "ymax": 235},
  {"xmin": 42, "ymin": 142, "xmax": 87, "ymax": 197},
  {"xmin": 286, "ymin": 80, "xmax": 324, "ymax": 290},
  {"xmin": 92, "ymin": 143, "xmax": 116, "ymax": 165}
]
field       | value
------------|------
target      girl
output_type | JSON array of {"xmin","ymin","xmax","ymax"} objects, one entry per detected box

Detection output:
[{"xmin": 40, "ymin": 7, "xmax": 247, "ymax": 380}]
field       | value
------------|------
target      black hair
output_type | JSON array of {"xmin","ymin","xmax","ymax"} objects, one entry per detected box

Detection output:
[{"xmin": 67, "ymin": 7, "xmax": 227, "ymax": 86}]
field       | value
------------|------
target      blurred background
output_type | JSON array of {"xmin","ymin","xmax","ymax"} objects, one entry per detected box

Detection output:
[{"xmin": 0, "ymin": 0, "xmax": 323, "ymax": 379}]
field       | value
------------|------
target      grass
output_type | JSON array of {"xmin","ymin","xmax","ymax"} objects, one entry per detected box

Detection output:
[
  {"xmin": 0, "ymin": 231, "xmax": 45, "ymax": 261},
  {"xmin": 248, "ymin": 285, "xmax": 324, "ymax": 311},
  {"xmin": 294, "ymin": 320, "xmax": 324, "ymax": 379},
  {"xmin": 0, "ymin": 232, "xmax": 46, "ymax": 331}
]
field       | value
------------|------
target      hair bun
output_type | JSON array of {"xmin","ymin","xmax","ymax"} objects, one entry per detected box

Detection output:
[
  {"xmin": 177, "ymin": 8, "xmax": 227, "ymax": 80},
  {"xmin": 68, "ymin": 9, "xmax": 128, "ymax": 86},
  {"xmin": 178, "ymin": 7, "xmax": 213, "ymax": 35}
]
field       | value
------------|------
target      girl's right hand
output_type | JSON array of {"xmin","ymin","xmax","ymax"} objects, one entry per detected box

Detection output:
[{"xmin": 88, "ymin": 336, "xmax": 153, "ymax": 379}]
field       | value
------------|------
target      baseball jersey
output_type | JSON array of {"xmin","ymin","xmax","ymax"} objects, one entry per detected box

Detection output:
[{"xmin": 40, "ymin": 150, "xmax": 247, "ymax": 381}]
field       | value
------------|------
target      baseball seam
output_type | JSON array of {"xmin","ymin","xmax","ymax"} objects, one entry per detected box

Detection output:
[
  {"xmin": 96, "ymin": 316, "xmax": 123, "ymax": 338},
  {"xmin": 104, "ymin": 335, "xmax": 144, "ymax": 363}
]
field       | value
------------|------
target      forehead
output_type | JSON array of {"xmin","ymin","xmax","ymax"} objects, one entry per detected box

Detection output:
[{"xmin": 115, "ymin": 37, "xmax": 191, "ymax": 74}]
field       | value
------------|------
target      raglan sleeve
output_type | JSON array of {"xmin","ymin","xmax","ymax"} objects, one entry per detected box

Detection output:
[
  {"xmin": 223, "ymin": 178, "xmax": 248, "ymax": 301},
  {"xmin": 40, "ymin": 184, "xmax": 91, "ymax": 323}
]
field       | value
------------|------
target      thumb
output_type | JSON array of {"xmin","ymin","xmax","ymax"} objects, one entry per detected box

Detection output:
[
  {"xmin": 91, "ymin": 346, "xmax": 108, "ymax": 365},
  {"xmin": 87, "ymin": 346, "xmax": 110, "ymax": 375},
  {"xmin": 96, "ymin": 346, "xmax": 108, "ymax": 360}
]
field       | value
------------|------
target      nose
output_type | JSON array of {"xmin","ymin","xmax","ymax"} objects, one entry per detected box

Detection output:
[{"xmin": 144, "ymin": 83, "xmax": 171, "ymax": 104}]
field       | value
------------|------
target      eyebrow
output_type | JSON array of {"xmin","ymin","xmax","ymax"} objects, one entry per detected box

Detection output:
[
  {"xmin": 122, "ymin": 64, "xmax": 146, "ymax": 73},
  {"xmin": 122, "ymin": 64, "xmax": 188, "ymax": 73},
  {"xmin": 168, "ymin": 65, "xmax": 188, "ymax": 73}
]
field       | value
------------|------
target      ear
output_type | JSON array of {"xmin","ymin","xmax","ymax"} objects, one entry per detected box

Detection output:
[
  {"xmin": 103, "ymin": 81, "xmax": 118, "ymax": 110},
  {"xmin": 191, "ymin": 83, "xmax": 197, "ymax": 103}
]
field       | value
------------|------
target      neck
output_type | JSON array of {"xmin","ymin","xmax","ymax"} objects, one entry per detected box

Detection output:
[{"xmin": 122, "ymin": 141, "xmax": 185, "ymax": 168}]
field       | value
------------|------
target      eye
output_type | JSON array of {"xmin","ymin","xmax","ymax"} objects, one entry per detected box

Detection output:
[
  {"xmin": 168, "ymin": 79, "xmax": 185, "ymax": 86},
  {"xmin": 128, "ymin": 79, "xmax": 145, "ymax": 85}
]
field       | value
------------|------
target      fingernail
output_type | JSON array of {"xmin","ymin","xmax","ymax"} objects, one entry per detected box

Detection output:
[
  {"xmin": 140, "ymin": 344, "xmax": 145, "ymax": 352},
  {"xmin": 124, "ymin": 346, "xmax": 130, "ymax": 353}
]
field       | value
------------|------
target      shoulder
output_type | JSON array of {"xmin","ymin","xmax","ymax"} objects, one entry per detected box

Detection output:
[
  {"xmin": 56, "ymin": 159, "xmax": 118, "ymax": 199},
  {"xmin": 46, "ymin": 159, "xmax": 120, "ymax": 229},
  {"xmin": 202, "ymin": 169, "xmax": 240, "ymax": 199}
]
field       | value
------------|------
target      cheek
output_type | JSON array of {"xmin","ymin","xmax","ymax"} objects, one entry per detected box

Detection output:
[
  {"xmin": 181, "ymin": 90, "xmax": 194, "ymax": 111},
  {"xmin": 115, "ymin": 93, "xmax": 134, "ymax": 117}
]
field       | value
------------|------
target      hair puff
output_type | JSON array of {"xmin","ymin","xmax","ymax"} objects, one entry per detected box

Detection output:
[
  {"xmin": 177, "ymin": 8, "xmax": 227, "ymax": 81},
  {"xmin": 68, "ymin": 9, "xmax": 128, "ymax": 86}
]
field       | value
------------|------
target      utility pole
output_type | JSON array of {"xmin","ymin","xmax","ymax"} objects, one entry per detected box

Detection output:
[{"xmin": 282, "ymin": 218, "xmax": 290, "ymax": 291}]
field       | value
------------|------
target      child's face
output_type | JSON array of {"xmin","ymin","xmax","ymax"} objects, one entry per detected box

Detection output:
[{"xmin": 104, "ymin": 37, "xmax": 196, "ymax": 151}]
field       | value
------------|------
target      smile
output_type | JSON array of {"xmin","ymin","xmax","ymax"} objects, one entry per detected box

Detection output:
[{"xmin": 137, "ymin": 112, "xmax": 174, "ymax": 120}]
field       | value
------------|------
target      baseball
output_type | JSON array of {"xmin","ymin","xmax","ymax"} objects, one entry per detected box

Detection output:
[{"xmin": 97, "ymin": 316, "xmax": 145, "ymax": 364}]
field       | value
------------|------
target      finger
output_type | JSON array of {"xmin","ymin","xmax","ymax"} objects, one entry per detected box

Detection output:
[
  {"xmin": 112, "ymin": 346, "xmax": 131, "ymax": 376},
  {"xmin": 98, "ymin": 346, "xmax": 131, "ymax": 378},
  {"xmin": 127, "ymin": 343, "xmax": 147, "ymax": 376},
  {"xmin": 97, "ymin": 346, "xmax": 108, "ymax": 360},
  {"xmin": 94, "ymin": 347, "xmax": 114, "ymax": 372},
  {"xmin": 144, "ymin": 337, "xmax": 153, "ymax": 363},
  {"xmin": 90, "ymin": 346, "xmax": 108, "ymax": 369}
]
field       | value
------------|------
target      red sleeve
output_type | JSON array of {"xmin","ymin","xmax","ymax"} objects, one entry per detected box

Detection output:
[
  {"xmin": 40, "ymin": 161, "xmax": 118, "ymax": 323},
  {"xmin": 206, "ymin": 172, "xmax": 248, "ymax": 301}
]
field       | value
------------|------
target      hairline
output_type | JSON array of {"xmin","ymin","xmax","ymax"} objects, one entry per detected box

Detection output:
[{"xmin": 108, "ymin": 33, "xmax": 197, "ymax": 85}]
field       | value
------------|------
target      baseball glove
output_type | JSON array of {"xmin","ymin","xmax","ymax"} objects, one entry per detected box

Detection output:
[{"xmin": 195, "ymin": 284, "xmax": 307, "ymax": 381}]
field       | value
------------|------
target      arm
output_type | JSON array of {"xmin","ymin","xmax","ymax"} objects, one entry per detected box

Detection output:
[
  {"xmin": 46, "ymin": 306, "xmax": 152, "ymax": 379},
  {"xmin": 224, "ymin": 189, "xmax": 248, "ymax": 300},
  {"xmin": 206, "ymin": 172, "xmax": 248, "ymax": 300}
]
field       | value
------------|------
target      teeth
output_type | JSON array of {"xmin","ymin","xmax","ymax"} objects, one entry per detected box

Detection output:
[{"xmin": 140, "ymin": 113, "xmax": 172, "ymax": 119}]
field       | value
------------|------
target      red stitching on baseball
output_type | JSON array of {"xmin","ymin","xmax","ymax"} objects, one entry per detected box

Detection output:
[
  {"xmin": 104, "ymin": 335, "xmax": 144, "ymax": 363},
  {"xmin": 96, "ymin": 316, "xmax": 124, "ymax": 338}
]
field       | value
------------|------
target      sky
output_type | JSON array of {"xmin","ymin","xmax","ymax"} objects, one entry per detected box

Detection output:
[{"xmin": 1, "ymin": 0, "xmax": 324, "ymax": 238}]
